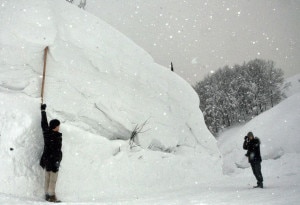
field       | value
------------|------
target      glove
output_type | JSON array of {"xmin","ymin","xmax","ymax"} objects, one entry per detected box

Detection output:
[
  {"xmin": 41, "ymin": 104, "xmax": 47, "ymax": 111},
  {"xmin": 244, "ymin": 136, "xmax": 248, "ymax": 140},
  {"xmin": 55, "ymin": 161, "xmax": 60, "ymax": 168}
]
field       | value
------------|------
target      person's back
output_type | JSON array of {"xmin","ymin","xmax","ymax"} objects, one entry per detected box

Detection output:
[{"xmin": 40, "ymin": 129, "xmax": 62, "ymax": 172}]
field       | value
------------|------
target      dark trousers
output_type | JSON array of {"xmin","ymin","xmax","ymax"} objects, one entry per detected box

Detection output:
[{"xmin": 250, "ymin": 162, "xmax": 263, "ymax": 185}]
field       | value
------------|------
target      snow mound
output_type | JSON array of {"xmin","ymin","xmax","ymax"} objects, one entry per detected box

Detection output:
[
  {"xmin": 284, "ymin": 73, "xmax": 300, "ymax": 97},
  {"xmin": 0, "ymin": 0, "xmax": 221, "ymax": 200},
  {"xmin": 218, "ymin": 91, "xmax": 300, "ymax": 174}
]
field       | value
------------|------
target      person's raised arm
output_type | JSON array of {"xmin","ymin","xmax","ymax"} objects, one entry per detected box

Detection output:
[
  {"xmin": 41, "ymin": 104, "xmax": 49, "ymax": 131},
  {"xmin": 243, "ymin": 136, "xmax": 249, "ymax": 150}
]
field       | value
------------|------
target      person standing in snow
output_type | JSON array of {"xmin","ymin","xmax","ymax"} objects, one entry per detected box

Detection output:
[
  {"xmin": 40, "ymin": 104, "xmax": 62, "ymax": 202},
  {"xmin": 243, "ymin": 131, "xmax": 264, "ymax": 188}
]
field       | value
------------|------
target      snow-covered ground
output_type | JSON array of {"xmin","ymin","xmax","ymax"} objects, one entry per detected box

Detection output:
[{"xmin": 1, "ymin": 0, "xmax": 300, "ymax": 204}]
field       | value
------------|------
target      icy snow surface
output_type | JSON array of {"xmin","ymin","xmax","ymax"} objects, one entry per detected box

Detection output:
[{"xmin": 0, "ymin": 0, "xmax": 300, "ymax": 204}]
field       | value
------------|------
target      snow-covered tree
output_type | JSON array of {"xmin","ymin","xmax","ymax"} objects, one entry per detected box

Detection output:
[
  {"xmin": 66, "ymin": 0, "xmax": 87, "ymax": 9},
  {"xmin": 194, "ymin": 59, "xmax": 286, "ymax": 135}
]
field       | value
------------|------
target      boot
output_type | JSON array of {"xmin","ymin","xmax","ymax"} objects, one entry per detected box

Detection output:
[
  {"xmin": 253, "ymin": 183, "xmax": 263, "ymax": 188},
  {"xmin": 45, "ymin": 194, "xmax": 50, "ymax": 201},
  {"xmin": 46, "ymin": 194, "xmax": 61, "ymax": 203}
]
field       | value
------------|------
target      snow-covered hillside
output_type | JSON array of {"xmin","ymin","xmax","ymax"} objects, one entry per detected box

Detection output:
[
  {"xmin": 284, "ymin": 73, "xmax": 300, "ymax": 97},
  {"xmin": 218, "ymin": 74, "xmax": 300, "ymax": 175},
  {"xmin": 0, "ymin": 0, "xmax": 221, "ymax": 202},
  {"xmin": 1, "ymin": 0, "xmax": 300, "ymax": 204},
  {"xmin": 215, "ymin": 74, "xmax": 300, "ymax": 204}
]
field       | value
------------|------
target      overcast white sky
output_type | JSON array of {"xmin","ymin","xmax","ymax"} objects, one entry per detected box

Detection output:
[{"xmin": 86, "ymin": 0, "xmax": 300, "ymax": 85}]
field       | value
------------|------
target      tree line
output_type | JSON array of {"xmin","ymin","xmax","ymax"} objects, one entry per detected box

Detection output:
[{"xmin": 193, "ymin": 59, "xmax": 286, "ymax": 135}]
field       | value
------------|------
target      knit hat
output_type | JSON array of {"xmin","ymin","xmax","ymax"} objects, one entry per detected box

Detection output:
[{"xmin": 49, "ymin": 119, "xmax": 60, "ymax": 130}]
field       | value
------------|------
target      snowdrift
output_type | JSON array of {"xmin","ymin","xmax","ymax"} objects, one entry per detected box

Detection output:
[
  {"xmin": 0, "ymin": 0, "xmax": 221, "ymax": 200},
  {"xmin": 218, "ymin": 75, "xmax": 300, "ymax": 174},
  {"xmin": 284, "ymin": 73, "xmax": 300, "ymax": 97}
]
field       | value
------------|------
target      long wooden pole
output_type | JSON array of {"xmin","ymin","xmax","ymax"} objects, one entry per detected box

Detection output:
[{"xmin": 41, "ymin": 46, "xmax": 48, "ymax": 104}]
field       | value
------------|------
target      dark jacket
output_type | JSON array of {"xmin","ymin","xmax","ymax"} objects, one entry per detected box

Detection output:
[
  {"xmin": 243, "ymin": 137, "xmax": 262, "ymax": 163},
  {"xmin": 40, "ymin": 111, "xmax": 62, "ymax": 172}
]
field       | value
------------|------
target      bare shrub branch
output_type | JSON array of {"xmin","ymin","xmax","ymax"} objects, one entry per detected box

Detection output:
[{"xmin": 129, "ymin": 119, "xmax": 150, "ymax": 149}]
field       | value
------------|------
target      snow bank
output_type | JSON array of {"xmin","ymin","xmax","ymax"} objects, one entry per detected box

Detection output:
[
  {"xmin": 0, "ymin": 93, "xmax": 43, "ymax": 196},
  {"xmin": 218, "ymin": 80, "xmax": 300, "ymax": 174},
  {"xmin": 0, "ymin": 0, "xmax": 221, "ymax": 200},
  {"xmin": 284, "ymin": 73, "xmax": 300, "ymax": 97}
]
